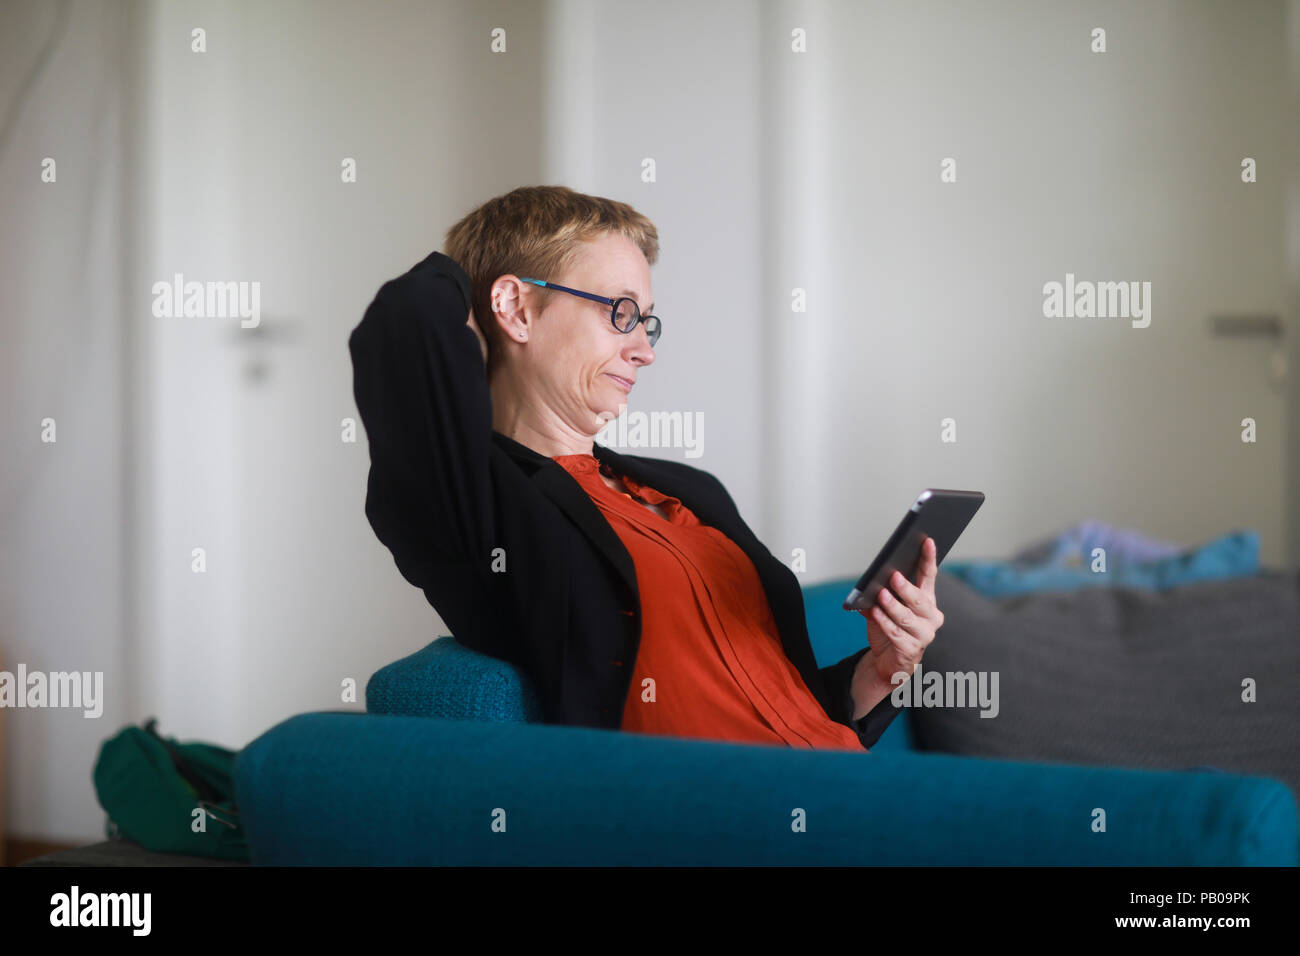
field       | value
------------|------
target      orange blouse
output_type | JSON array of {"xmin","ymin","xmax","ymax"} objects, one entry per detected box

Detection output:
[{"xmin": 553, "ymin": 453, "xmax": 866, "ymax": 752}]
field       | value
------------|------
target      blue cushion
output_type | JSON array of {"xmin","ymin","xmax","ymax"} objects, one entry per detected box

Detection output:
[{"xmin": 942, "ymin": 530, "xmax": 1259, "ymax": 598}]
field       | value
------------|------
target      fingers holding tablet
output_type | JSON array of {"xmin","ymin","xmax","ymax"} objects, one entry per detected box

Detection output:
[{"xmin": 842, "ymin": 490, "xmax": 984, "ymax": 613}]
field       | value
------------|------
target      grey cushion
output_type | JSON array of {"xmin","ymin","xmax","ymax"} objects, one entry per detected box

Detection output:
[{"xmin": 909, "ymin": 569, "xmax": 1300, "ymax": 803}]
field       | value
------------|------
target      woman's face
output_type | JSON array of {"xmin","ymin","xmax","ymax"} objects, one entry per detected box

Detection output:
[{"xmin": 492, "ymin": 232, "xmax": 656, "ymax": 435}]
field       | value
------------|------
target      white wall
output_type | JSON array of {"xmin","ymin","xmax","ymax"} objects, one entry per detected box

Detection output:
[
  {"xmin": 128, "ymin": 0, "xmax": 555, "ymax": 758},
  {"xmin": 1, "ymin": 0, "xmax": 1295, "ymax": 846},
  {"xmin": 0, "ymin": 0, "xmax": 133, "ymax": 845},
  {"xmin": 785, "ymin": 0, "xmax": 1293, "ymax": 580}
]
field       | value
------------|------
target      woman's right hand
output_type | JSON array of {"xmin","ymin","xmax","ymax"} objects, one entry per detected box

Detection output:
[{"xmin": 858, "ymin": 536, "xmax": 944, "ymax": 686}]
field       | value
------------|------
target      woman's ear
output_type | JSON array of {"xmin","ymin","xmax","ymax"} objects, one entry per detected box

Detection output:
[{"xmin": 489, "ymin": 278, "xmax": 531, "ymax": 343}]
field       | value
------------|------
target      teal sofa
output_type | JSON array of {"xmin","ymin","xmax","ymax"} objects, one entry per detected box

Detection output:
[{"xmin": 233, "ymin": 579, "xmax": 1299, "ymax": 865}]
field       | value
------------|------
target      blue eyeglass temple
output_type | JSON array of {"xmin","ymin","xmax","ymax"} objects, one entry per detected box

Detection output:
[{"xmin": 518, "ymin": 277, "xmax": 659, "ymax": 341}]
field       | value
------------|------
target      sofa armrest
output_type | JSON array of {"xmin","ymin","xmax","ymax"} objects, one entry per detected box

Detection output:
[
  {"xmin": 234, "ymin": 712, "xmax": 1298, "ymax": 866},
  {"xmin": 366, "ymin": 636, "xmax": 543, "ymax": 721}
]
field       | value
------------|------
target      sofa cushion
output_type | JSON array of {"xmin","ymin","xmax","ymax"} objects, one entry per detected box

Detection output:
[
  {"xmin": 235, "ymin": 711, "xmax": 1299, "ymax": 865},
  {"xmin": 909, "ymin": 569, "xmax": 1300, "ymax": 805}
]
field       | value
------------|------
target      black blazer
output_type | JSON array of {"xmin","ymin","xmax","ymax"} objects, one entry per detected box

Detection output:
[{"xmin": 348, "ymin": 250, "xmax": 899, "ymax": 749}]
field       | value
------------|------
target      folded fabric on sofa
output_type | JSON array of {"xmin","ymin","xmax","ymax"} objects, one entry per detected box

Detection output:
[
  {"xmin": 1009, "ymin": 519, "xmax": 1184, "ymax": 568},
  {"xmin": 942, "ymin": 524, "xmax": 1259, "ymax": 597}
]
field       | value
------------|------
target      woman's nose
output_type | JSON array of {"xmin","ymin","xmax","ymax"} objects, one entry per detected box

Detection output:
[{"xmin": 629, "ymin": 327, "xmax": 656, "ymax": 362}]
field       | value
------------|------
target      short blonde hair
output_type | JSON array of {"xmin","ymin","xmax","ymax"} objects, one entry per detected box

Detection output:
[{"xmin": 443, "ymin": 185, "xmax": 659, "ymax": 379}]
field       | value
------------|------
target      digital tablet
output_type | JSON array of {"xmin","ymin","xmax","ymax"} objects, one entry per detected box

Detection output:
[{"xmin": 842, "ymin": 489, "xmax": 985, "ymax": 611}]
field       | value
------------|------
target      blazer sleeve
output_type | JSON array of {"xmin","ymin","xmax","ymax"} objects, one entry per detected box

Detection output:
[
  {"xmin": 348, "ymin": 252, "xmax": 497, "ymax": 596},
  {"xmin": 819, "ymin": 648, "xmax": 902, "ymax": 749}
]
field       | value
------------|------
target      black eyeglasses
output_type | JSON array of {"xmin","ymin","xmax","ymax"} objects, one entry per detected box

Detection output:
[{"xmin": 518, "ymin": 278, "xmax": 661, "ymax": 347}]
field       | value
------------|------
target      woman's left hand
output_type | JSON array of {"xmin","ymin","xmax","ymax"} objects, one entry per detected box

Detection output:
[{"xmin": 858, "ymin": 536, "xmax": 945, "ymax": 686}]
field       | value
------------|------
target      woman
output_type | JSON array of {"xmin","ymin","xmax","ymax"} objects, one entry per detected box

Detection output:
[{"xmin": 348, "ymin": 185, "xmax": 944, "ymax": 751}]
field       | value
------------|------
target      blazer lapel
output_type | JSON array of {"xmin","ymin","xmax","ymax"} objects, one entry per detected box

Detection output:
[
  {"xmin": 491, "ymin": 431, "xmax": 775, "ymax": 620},
  {"xmin": 589, "ymin": 442, "xmax": 777, "ymax": 617},
  {"xmin": 595, "ymin": 443, "xmax": 813, "ymax": 679},
  {"xmin": 492, "ymin": 431, "xmax": 639, "ymax": 602},
  {"xmin": 594, "ymin": 442, "xmax": 757, "ymax": 553}
]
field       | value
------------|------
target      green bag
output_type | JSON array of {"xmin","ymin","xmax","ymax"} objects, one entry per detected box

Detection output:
[{"xmin": 92, "ymin": 717, "xmax": 251, "ymax": 861}]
